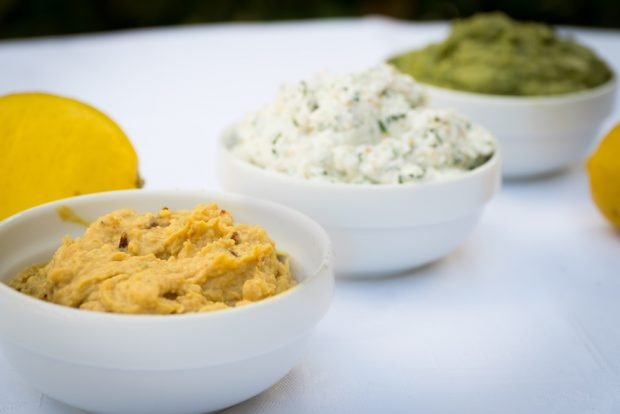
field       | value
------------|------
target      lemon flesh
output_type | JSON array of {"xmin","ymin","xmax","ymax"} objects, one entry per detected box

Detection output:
[
  {"xmin": 587, "ymin": 122, "xmax": 620, "ymax": 228},
  {"xmin": 0, "ymin": 92, "xmax": 139, "ymax": 220}
]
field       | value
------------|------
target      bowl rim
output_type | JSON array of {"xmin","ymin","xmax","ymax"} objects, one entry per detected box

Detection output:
[
  {"xmin": 0, "ymin": 189, "xmax": 332, "ymax": 323},
  {"xmin": 219, "ymin": 128, "xmax": 501, "ymax": 192},
  {"xmin": 416, "ymin": 76, "xmax": 617, "ymax": 105}
]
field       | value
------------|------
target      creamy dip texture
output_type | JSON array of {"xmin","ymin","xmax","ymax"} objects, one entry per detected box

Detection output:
[
  {"xmin": 232, "ymin": 64, "xmax": 495, "ymax": 184},
  {"xmin": 10, "ymin": 204, "xmax": 294, "ymax": 314},
  {"xmin": 389, "ymin": 13, "xmax": 613, "ymax": 96}
]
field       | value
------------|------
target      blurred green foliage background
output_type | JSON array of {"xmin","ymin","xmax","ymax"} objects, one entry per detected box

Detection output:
[{"xmin": 0, "ymin": 0, "xmax": 618, "ymax": 39}]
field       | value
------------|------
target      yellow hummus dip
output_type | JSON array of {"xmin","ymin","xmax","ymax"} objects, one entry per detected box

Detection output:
[{"xmin": 10, "ymin": 204, "xmax": 295, "ymax": 314}]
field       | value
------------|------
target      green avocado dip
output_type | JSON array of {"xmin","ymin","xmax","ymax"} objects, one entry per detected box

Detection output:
[{"xmin": 388, "ymin": 13, "xmax": 614, "ymax": 96}]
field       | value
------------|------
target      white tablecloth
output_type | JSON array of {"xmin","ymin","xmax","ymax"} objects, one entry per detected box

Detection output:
[{"xmin": 1, "ymin": 17, "xmax": 619, "ymax": 414}]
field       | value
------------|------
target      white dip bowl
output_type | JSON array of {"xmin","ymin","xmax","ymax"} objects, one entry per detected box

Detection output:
[
  {"xmin": 0, "ymin": 190, "xmax": 333, "ymax": 414},
  {"xmin": 218, "ymin": 132, "xmax": 501, "ymax": 277},
  {"xmin": 422, "ymin": 79, "xmax": 617, "ymax": 178}
]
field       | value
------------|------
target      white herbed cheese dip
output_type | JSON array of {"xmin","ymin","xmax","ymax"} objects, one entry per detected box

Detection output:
[{"xmin": 232, "ymin": 64, "xmax": 495, "ymax": 185}]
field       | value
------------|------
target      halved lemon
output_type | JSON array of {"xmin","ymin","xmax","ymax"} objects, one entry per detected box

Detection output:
[
  {"xmin": 0, "ymin": 92, "xmax": 140, "ymax": 220},
  {"xmin": 587, "ymin": 122, "xmax": 620, "ymax": 228}
]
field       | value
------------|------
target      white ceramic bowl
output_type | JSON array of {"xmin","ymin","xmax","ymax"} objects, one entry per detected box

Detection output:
[
  {"xmin": 422, "ymin": 79, "xmax": 617, "ymax": 178},
  {"xmin": 218, "ymin": 132, "xmax": 501, "ymax": 277},
  {"xmin": 0, "ymin": 190, "xmax": 333, "ymax": 414}
]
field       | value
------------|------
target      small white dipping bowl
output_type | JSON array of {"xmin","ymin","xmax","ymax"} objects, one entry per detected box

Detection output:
[
  {"xmin": 218, "ymin": 132, "xmax": 501, "ymax": 277},
  {"xmin": 0, "ymin": 190, "xmax": 333, "ymax": 414},
  {"xmin": 422, "ymin": 79, "xmax": 617, "ymax": 178}
]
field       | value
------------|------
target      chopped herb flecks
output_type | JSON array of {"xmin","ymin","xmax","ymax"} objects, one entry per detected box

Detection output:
[
  {"xmin": 378, "ymin": 120, "xmax": 387, "ymax": 134},
  {"xmin": 231, "ymin": 64, "xmax": 494, "ymax": 185}
]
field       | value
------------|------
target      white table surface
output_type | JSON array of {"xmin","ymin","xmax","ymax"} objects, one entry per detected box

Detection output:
[{"xmin": 1, "ymin": 17, "xmax": 619, "ymax": 414}]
